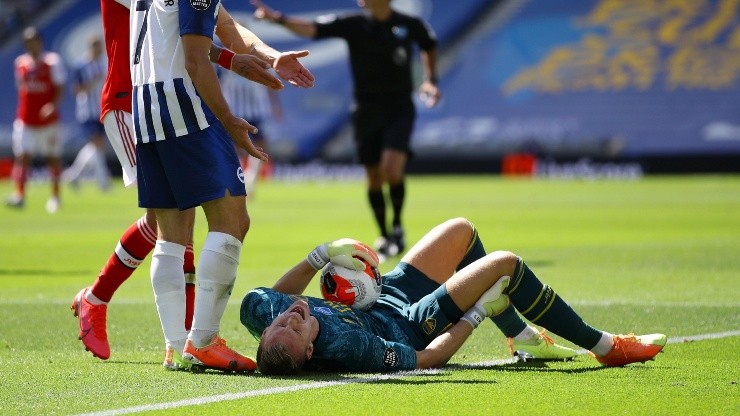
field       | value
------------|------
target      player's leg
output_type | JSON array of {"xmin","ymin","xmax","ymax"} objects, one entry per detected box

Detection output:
[
  {"xmin": 43, "ymin": 123, "xmax": 62, "ymax": 213},
  {"xmin": 414, "ymin": 219, "xmax": 576, "ymax": 359},
  {"xmin": 153, "ymin": 124, "xmax": 254, "ymax": 371},
  {"xmin": 354, "ymin": 104, "xmax": 394, "ymax": 257},
  {"xmin": 380, "ymin": 100, "xmax": 414, "ymax": 254},
  {"xmin": 90, "ymin": 127, "xmax": 111, "ymax": 191},
  {"xmin": 504, "ymin": 256, "xmax": 666, "ymax": 365},
  {"xmin": 6, "ymin": 120, "xmax": 30, "ymax": 207}
]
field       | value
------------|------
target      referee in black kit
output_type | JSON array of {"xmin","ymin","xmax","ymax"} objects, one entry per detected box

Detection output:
[{"xmin": 253, "ymin": 0, "xmax": 441, "ymax": 260}]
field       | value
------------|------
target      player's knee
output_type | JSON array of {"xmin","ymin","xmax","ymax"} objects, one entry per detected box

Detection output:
[{"xmin": 488, "ymin": 250, "xmax": 519, "ymax": 273}]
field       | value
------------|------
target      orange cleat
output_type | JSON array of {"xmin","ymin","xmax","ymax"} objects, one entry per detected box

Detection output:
[
  {"xmin": 71, "ymin": 287, "xmax": 110, "ymax": 360},
  {"xmin": 182, "ymin": 335, "xmax": 256, "ymax": 373},
  {"xmin": 593, "ymin": 333, "xmax": 667, "ymax": 366}
]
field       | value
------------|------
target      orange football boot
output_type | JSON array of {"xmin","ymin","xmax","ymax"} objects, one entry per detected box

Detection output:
[
  {"xmin": 182, "ymin": 335, "xmax": 256, "ymax": 372},
  {"xmin": 593, "ymin": 333, "xmax": 667, "ymax": 366}
]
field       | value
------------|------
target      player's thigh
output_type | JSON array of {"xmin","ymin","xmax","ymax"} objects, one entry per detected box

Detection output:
[
  {"xmin": 201, "ymin": 193, "xmax": 249, "ymax": 240},
  {"xmin": 401, "ymin": 218, "xmax": 475, "ymax": 285},
  {"xmin": 103, "ymin": 110, "xmax": 137, "ymax": 186},
  {"xmin": 379, "ymin": 149, "xmax": 407, "ymax": 183}
]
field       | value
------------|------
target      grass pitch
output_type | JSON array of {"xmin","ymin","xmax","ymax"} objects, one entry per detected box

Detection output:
[{"xmin": 0, "ymin": 174, "xmax": 738, "ymax": 415}]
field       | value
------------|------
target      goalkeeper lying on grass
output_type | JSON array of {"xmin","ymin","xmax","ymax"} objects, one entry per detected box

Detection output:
[{"xmin": 240, "ymin": 217, "xmax": 667, "ymax": 375}]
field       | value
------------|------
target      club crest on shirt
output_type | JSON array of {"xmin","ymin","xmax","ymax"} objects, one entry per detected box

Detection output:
[
  {"xmin": 190, "ymin": 0, "xmax": 211, "ymax": 11},
  {"xmin": 237, "ymin": 166, "xmax": 244, "ymax": 183}
]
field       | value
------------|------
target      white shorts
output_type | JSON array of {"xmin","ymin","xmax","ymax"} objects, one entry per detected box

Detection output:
[
  {"xmin": 12, "ymin": 119, "xmax": 61, "ymax": 158},
  {"xmin": 103, "ymin": 110, "xmax": 137, "ymax": 187}
]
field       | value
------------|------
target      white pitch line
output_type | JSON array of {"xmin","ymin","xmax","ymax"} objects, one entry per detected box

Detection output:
[{"xmin": 76, "ymin": 330, "xmax": 740, "ymax": 416}]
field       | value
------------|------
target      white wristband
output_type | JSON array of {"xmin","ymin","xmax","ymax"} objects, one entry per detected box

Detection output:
[
  {"xmin": 307, "ymin": 248, "xmax": 327, "ymax": 270},
  {"xmin": 460, "ymin": 306, "xmax": 486, "ymax": 329}
]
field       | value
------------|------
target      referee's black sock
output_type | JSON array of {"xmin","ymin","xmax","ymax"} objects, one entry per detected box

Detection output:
[
  {"xmin": 368, "ymin": 189, "xmax": 387, "ymax": 236},
  {"xmin": 389, "ymin": 181, "xmax": 405, "ymax": 227},
  {"xmin": 506, "ymin": 257, "xmax": 602, "ymax": 349}
]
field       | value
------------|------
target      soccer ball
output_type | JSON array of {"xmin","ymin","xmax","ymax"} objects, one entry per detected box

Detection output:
[{"xmin": 320, "ymin": 259, "xmax": 382, "ymax": 310}]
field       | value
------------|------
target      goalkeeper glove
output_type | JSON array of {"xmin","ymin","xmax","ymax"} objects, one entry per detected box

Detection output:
[
  {"xmin": 307, "ymin": 238, "xmax": 380, "ymax": 271},
  {"xmin": 460, "ymin": 275, "xmax": 511, "ymax": 329}
]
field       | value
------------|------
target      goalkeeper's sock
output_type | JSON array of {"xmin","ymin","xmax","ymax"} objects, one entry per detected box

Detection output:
[
  {"xmin": 389, "ymin": 181, "xmax": 405, "ymax": 227},
  {"xmin": 91, "ymin": 216, "xmax": 156, "ymax": 302},
  {"xmin": 368, "ymin": 189, "xmax": 388, "ymax": 236},
  {"xmin": 456, "ymin": 222, "xmax": 486, "ymax": 271},
  {"xmin": 489, "ymin": 304, "xmax": 528, "ymax": 337},
  {"xmin": 151, "ymin": 240, "xmax": 187, "ymax": 348},
  {"xmin": 506, "ymin": 257, "xmax": 603, "ymax": 350},
  {"xmin": 189, "ymin": 232, "xmax": 241, "ymax": 347}
]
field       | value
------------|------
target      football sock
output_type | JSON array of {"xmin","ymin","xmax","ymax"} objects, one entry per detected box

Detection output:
[
  {"xmin": 591, "ymin": 332, "xmax": 616, "ymax": 356},
  {"xmin": 50, "ymin": 164, "xmax": 61, "ymax": 197},
  {"xmin": 90, "ymin": 216, "xmax": 156, "ymax": 302},
  {"xmin": 184, "ymin": 241, "xmax": 196, "ymax": 331},
  {"xmin": 368, "ymin": 189, "xmax": 388, "ymax": 236},
  {"xmin": 456, "ymin": 223, "xmax": 486, "ymax": 271},
  {"xmin": 85, "ymin": 290, "xmax": 106, "ymax": 306},
  {"xmin": 489, "ymin": 303, "xmax": 528, "ymax": 338},
  {"xmin": 388, "ymin": 181, "xmax": 405, "ymax": 227},
  {"xmin": 506, "ymin": 257, "xmax": 603, "ymax": 350},
  {"xmin": 513, "ymin": 325, "xmax": 541, "ymax": 342},
  {"xmin": 151, "ymin": 241, "xmax": 187, "ymax": 349},
  {"xmin": 189, "ymin": 232, "xmax": 241, "ymax": 347},
  {"xmin": 12, "ymin": 162, "xmax": 27, "ymax": 196}
]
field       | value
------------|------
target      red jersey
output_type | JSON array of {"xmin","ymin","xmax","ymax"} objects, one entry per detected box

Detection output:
[
  {"xmin": 100, "ymin": 0, "xmax": 132, "ymax": 120},
  {"xmin": 14, "ymin": 51, "xmax": 66, "ymax": 126}
]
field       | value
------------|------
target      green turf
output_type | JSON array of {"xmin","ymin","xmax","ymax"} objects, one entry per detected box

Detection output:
[{"xmin": 0, "ymin": 175, "xmax": 739, "ymax": 415}]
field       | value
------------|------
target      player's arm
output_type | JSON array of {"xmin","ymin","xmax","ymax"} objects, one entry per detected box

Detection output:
[
  {"xmin": 415, "ymin": 320, "xmax": 474, "ymax": 369},
  {"xmin": 181, "ymin": 33, "xmax": 266, "ymax": 161},
  {"xmin": 217, "ymin": 5, "xmax": 314, "ymax": 88},
  {"xmin": 272, "ymin": 239, "xmax": 380, "ymax": 294},
  {"xmin": 208, "ymin": 43, "xmax": 283, "ymax": 90},
  {"xmin": 252, "ymin": 0, "xmax": 317, "ymax": 38}
]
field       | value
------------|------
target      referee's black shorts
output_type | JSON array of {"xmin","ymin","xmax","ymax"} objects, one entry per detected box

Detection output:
[{"xmin": 352, "ymin": 98, "xmax": 416, "ymax": 165}]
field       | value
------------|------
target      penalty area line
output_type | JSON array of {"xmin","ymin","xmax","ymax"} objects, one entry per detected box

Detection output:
[{"xmin": 77, "ymin": 330, "xmax": 740, "ymax": 416}]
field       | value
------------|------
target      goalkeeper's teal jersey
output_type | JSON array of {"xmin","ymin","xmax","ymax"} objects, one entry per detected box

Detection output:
[{"xmin": 240, "ymin": 288, "xmax": 418, "ymax": 372}]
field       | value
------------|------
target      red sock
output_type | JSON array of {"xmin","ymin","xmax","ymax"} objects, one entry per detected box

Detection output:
[
  {"xmin": 91, "ymin": 216, "xmax": 157, "ymax": 302},
  {"xmin": 12, "ymin": 163, "xmax": 27, "ymax": 196},
  {"xmin": 49, "ymin": 165, "xmax": 60, "ymax": 197},
  {"xmin": 184, "ymin": 241, "xmax": 196, "ymax": 331}
]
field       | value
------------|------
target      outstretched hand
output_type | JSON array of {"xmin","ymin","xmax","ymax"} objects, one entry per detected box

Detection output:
[
  {"xmin": 274, "ymin": 50, "xmax": 315, "ymax": 88},
  {"xmin": 230, "ymin": 54, "xmax": 284, "ymax": 90},
  {"xmin": 221, "ymin": 114, "xmax": 268, "ymax": 161}
]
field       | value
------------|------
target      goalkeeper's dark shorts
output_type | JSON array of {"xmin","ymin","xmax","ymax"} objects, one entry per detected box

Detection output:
[{"xmin": 375, "ymin": 262, "xmax": 466, "ymax": 350}]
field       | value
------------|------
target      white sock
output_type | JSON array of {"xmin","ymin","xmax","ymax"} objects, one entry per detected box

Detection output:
[
  {"xmin": 66, "ymin": 142, "xmax": 97, "ymax": 180},
  {"xmin": 189, "ymin": 232, "xmax": 241, "ymax": 347},
  {"xmin": 513, "ymin": 325, "xmax": 540, "ymax": 342},
  {"xmin": 590, "ymin": 332, "xmax": 615, "ymax": 356},
  {"xmin": 84, "ymin": 290, "xmax": 107, "ymax": 306},
  {"xmin": 151, "ymin": 241, "xmax": 188, "ymax": 350}
]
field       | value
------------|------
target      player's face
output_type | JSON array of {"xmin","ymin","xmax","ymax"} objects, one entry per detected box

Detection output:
[{"xmin": 262, "ymin": 300, "xmax": 318, "ymax": 361}]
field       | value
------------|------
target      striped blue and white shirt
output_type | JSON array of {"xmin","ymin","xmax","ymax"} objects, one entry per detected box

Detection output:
[
  {"xmin": 219, "ymin": 68, "xmax": 273, "ymax": 121},
  {"xmin": 130, "ymin": 0, "xmax": 220, "ymax": 144},
  {"xmin": 73, "ymin": 56, "xmax": 105, "ymax": 123}
]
